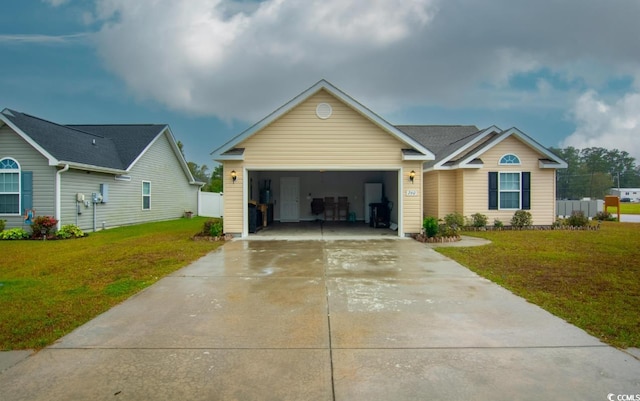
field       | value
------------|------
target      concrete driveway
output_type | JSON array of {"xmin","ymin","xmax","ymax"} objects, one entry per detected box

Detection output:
[{"xmin": 2, "ymin": 238, "xmax": 639, "ymax": 400}]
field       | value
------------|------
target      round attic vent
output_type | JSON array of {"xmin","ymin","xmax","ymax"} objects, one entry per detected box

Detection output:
[{"xmin": 316, "ymin": 103, "xmax": 332, "ymax": 119}]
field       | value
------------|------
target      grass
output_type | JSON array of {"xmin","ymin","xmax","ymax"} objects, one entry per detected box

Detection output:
[
  {"xmin": 0, "ymin": 217, "xmax": 223, "ymax": 350},
  {"xmin": 437, "ymin": 222, "xmax": 640, "ymax": 348},
  {"xmin": 619, "ymin": 203, "xmax": 640, "ymax": 215}
]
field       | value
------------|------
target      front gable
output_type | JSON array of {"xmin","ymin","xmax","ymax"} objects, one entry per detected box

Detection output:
[
  {"xmin": 457, "ymin": 128, "xmax": 567, "ymax": 170},
  {"xmin": 237, "ymin": 90, "xmax": 420, "ymax": 168},
  {"xmin": 474, "ymin": 136, "xmax": 554, "ymax": 169},
  {"xmin": 126, "ymin": 127, "xmax": 199, "ymax": 184},
  {"xmin": 0, "ymin": 109, "xmax": 59, "ymax": 167},
  {"xmin": 211, "ymin": 80, "xmax": 435, "ymax": 165}
]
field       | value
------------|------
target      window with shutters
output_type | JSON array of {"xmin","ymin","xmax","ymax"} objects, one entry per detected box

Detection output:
[
  {"xmin": 488, "ymin": 171, "xmax": 531, "ymax": 211},
  {"xmin": 0, "ymin": 158, "xmax": 20, "ymax": 214}
]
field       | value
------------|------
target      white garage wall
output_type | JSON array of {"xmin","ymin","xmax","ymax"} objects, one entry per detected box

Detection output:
[{"xmin": 249, "ymin": 170, "xmax": 398, "ymax": 221}]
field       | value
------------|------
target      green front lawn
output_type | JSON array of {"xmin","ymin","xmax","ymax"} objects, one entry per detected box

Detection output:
[
  {"xmin": 437, "ymin": 222, "xmax": 640, "ymax": 348},
  {"xmin": 0, "ymin": 217, "xmax": 222, "ymax": 350},
  {"xmin": 619, "ymin": 202, "xmax": 640, "ymax": 215}
]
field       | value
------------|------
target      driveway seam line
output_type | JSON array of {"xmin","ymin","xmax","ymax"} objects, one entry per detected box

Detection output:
[
  {"xmin": 47, "ymin": 345, "xmax": 609, "ymax": 350},
  {"xmin": 323, "ymin": 241, "xmax": 337, "ymax": 401}
]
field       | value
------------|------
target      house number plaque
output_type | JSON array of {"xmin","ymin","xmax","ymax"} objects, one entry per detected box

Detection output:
[{"xmin": 406, "ymin": 190, "xmax": 418, "ymax": 196}]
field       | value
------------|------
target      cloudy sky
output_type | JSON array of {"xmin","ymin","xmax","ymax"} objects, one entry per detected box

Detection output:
[{"xmin": 2, "ymin": 0, "xmax": 640, "ymax": 169}]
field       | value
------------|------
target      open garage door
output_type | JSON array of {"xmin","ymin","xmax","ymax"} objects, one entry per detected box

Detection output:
[{"xmin": 245, "ymin": 169, "xmax": 401, "ymax": 236}]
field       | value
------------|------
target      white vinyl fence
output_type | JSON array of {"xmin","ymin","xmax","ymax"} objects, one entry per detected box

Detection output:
[
  {"xmin": 198, "ymin": 192, "xmax": 224, "ymax": 218},
  {"xmin": 556, "ymin": 199, "xmax": 604, "ymax": 218}
]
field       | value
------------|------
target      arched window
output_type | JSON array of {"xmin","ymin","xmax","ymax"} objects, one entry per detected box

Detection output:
[
  {"xmin": 499, "ymin": 153, "xmax": 521, "ymax": 165},
  {"xmin": 0, "ymin": 158, "xmax": 21, "ymax": 214}
]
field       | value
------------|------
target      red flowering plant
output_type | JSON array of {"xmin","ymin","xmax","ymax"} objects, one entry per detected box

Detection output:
[{"xmin": 31, "ymin": 215, "xmax": 58, "ymax": 239}]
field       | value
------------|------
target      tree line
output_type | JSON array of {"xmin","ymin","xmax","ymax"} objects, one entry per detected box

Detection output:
[
  {"xmin": 177, "ymin": 141, "xmax": 223, "ymax": 193},
  {"xmin": 550, "ymin": 147, "xmax": 640, "ymax": 200}
]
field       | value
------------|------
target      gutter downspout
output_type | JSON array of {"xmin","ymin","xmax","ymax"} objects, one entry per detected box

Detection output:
[{"xmin": 55, "ymin": 164, "xmax": 70, "ymax": 230}]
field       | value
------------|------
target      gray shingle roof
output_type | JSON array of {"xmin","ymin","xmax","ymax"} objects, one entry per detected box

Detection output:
[
  {"xmin": 2, "ymin": 109, "xmax": 166, "ymax": 171},
  {"xmin": 395, "ymin": 125, "xmax": 482, "ymax": 166}
]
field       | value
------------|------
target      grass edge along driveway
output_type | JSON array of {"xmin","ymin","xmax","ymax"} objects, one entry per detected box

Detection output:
[
  {"xmin": 437, "ymin": 222, "xmax": 640, "ymax": 349},
  {"xmin": 0, "ymin": 217, "xmax": 223, "ymax": 350}
]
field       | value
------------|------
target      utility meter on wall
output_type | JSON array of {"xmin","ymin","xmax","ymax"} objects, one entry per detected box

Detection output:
[{"xmin": 92, "ymin": 192, "xmax": 103, "ymax": 203}]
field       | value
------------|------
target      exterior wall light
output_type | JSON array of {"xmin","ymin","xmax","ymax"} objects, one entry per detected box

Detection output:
[
  {"xmin": 409, "ymin": 170, "xmax": 416, "ymax": 183},
  {"xmin": 231, "ymin": 170, "xmax": 237, "ymax": 183}
]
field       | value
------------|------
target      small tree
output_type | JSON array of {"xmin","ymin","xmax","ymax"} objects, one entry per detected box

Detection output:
[{"xmin": 209, "ymin": 164, "xmax": 223, "ymax": 193}]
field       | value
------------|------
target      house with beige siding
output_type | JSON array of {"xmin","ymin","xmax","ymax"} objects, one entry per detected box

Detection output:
[
  {"xmin": 211, "ymin": 80, "xmax": 566, "ymax": 237},
  {"xmin": 0, "ymin": 109, "xmax": 201, "ymax": 232}
]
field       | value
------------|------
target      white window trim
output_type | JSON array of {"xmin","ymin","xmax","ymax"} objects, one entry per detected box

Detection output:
[
  {"xmin": 498, "ymin": 153, "xmax": 521, "ymax": 166},
  {"xmin": 0, "ymin": 157, "xmax": 21, "ymax": 216},
  {"xmin": 142, "ymin": 181, "xmax": 151, "ymax": 210},
  {"xmin": 498, "ymin": 171, "xmax": 521, "ymax": 210}
]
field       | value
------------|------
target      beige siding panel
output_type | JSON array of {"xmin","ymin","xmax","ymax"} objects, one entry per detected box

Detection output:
[
  {"xmin": 0, "ymin": 126, "xmax": 56, "ymax": 228},
  {"xmin": 456, "ymin": 169, "xmax": 464, "ymax": 216},
  {"xmin": 423, "ymin": 171, "xmax": 438, "ymax": 218},
  {"xmin": 60, "ymin": 133, "xmax": 198, "ymax": 231},
  {"xmin": 223, "ymin": 162, "xmax": 244, "ymax": 234},
  {"xmin": 402, "ymin": 162, "xmax": 423, "ymax": 234},
  {"xmin": 438, "ymin": 170, "xmax": 458, "ymax": 218},
  {"xmin": 239, "ymin": 90, "xmax": 407, "ymax": 168},
  {"xmin": 462, "ymin": 136, "xmax": 557, "ymax": 225}
]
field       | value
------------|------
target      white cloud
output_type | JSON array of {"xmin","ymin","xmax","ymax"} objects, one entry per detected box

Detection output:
[
  {"xmin": 90, "ymin": 0, "xmax": 437, "ymax": 119},
  {"xmin": 563, "ymin": 91, "xmax": 640, "ymax": 160},
  {"xmin": 0, "ymin": 33, "xmax": 87, "ymax": 44},
  {"xmin": 87, "ymin": 0, "xmax": 640, "ymax": 122}
]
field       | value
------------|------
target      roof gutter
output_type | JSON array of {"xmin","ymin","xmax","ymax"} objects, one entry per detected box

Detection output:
[
  {"xmin": 55, "ymin": 164, "xmax": 70, "ymax": 229},
  {"xmin": 58, "ymin": 161, "xmax": 128, "ymax": 175}
]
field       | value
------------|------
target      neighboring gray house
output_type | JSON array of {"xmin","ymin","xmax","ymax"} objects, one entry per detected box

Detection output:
[
  {"xmin": 0, "ymin": 108, "xmax": 202, "ymax": 232},
  {"xmin": 610, "ymin": 188, "xmax": 640, "ymax": 202}
]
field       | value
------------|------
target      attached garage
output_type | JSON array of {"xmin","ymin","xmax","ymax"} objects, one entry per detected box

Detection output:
[{"xmin": 211, "ymin": 80, "xmax": 434, "ymax": 237}]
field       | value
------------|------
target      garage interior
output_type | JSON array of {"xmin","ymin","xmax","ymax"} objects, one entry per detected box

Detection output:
[{"xmin": 246, "ymin": 170, "xmax": 401, "ymax": 236}]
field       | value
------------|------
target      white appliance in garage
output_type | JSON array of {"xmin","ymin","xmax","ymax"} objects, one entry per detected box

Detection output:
[{"xmin": 364, "ymin": 183, "xmax": 383, "ymax": 223}]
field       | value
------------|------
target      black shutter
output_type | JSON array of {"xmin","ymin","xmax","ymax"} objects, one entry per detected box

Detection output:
[
  {"xmin": 521, "ymin": 172, "xmax": 531, "ymax": 210},
  {"xmin": 488, "ymin": 172, "xmax": 498, "ymax": 210}
]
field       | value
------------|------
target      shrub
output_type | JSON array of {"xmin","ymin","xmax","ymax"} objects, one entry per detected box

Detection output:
[
  {"xmin": 0, "ymin": 219, "xmax": 5, "ymax": 232},
  {"xmin": 438, "ymin": 224, "xmax": 459, "ymax": 237},
  {"xmin": 470, "ymin": 213, "xmax": 488, "ymax": 228},
  {"xmin": 594, "ymin": 211, "xmax": 616, "ymax": 221},
  {"xmin": 566, "ymin": 210, "xmax": 589, "ymax": 227},
  {"xmin": 438, "ymin": 212, "xmax": 466, "ymax": 237},
  {"xmin": 423, "ymin": 216, "xmax": 439, "ymax": 238},
  {"xmin": 443, "ymin": 212, "xmax": 465, "ymax": 231},
  {"xmin": 31, "ymin": 215, "xmax": 58, "ymax": 238},
  {"xmin": 203, "ymin": 218, "xmax": 224, "ymax": 237},
  {"xmin": 511, "ymin": 210, "xmax": 532, "ymax": 228},
  {"xmin": 493, "ymin": 219, "xmax": 504, "ymax": 229},
  {"xmin": 0, "ymin": 228, "xmax": 31, "ymax": 240},
  {"xmin": 56, "ymin": 224, "xmax": 85, "ymax": 239}
]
